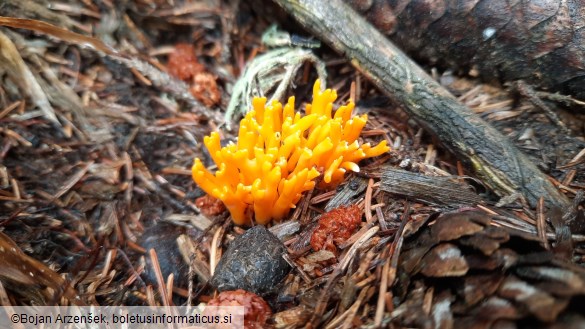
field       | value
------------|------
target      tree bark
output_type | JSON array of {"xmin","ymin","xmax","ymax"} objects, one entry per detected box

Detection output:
[
  {"xmin": 271, "ymin": 0, "xmax": 570, "ymax": 209},
  {"xmin": 345, "ymin": 0, "xmax": 585, "ymax": 100}
]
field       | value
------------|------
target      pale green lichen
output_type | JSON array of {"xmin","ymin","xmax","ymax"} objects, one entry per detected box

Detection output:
[{"xmin": 225, "ymin": 25, "xmax": 327, "ymax": 127}]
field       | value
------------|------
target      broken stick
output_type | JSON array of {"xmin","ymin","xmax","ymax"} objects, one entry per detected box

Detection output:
[{"xmin": 272, "ymin": 0, "xmax": 570, "ymax": 209}]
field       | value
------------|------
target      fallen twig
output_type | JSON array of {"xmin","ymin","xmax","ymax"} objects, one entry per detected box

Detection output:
[{"xmin": 271, "ymin": 0, "xmax": 570, "ymax": 209}]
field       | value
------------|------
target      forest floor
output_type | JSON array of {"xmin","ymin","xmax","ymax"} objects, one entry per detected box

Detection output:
[{"xmin": 1, "ymin": 1, "xmax": 585, "ymax": 328}]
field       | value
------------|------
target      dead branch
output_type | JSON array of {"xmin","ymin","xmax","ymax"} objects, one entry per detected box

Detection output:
[{"xmin": 271, "ymin": 0, "xmax": 570, "ymax": 209}]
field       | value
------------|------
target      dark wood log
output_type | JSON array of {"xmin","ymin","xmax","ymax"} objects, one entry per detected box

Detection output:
[
  {"xmin": 271, "ymin": 0, "xmax": 570, "ymax": 209},
  {"xmin": 379, "ymin": 167, "xmax": 484, "ymax": 207},
  {"xmin": 345, "ymin": 0, "xmax": 585, "ymax": 100}
]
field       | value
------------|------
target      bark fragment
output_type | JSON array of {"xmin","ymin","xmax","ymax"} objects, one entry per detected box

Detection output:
[
  {"xmin": 346, "ymin": 0, "xmax": 585, "ymax": 99},
  {"xmin": 272, "ymin": 0, "xmax": 570, "ymax": 209}
]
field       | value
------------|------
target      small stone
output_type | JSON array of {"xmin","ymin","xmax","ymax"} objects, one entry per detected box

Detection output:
[{"xmin": 210, "ymin": 226, "xmax": 291, "ymax": 297}]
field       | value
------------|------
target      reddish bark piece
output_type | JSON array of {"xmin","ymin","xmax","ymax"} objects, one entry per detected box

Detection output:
[
  {"xmin": 310, "ymin": 205, "xmax": 362, "ymax": 252},
  {"xmin": 167, "ymin": 44, "xmax": 220, "ymax": 106},
  {"xmin": 208, "ymin": 289, "xmax": 272, "ymax": 329},
  {"xmin": 195, "ymin": 194, "xmax": 226, "ymax": 217},
  {"xmin": 190, "ymin": 72, "xmax": 220, "ymax": 107},
  {"xmin": 167, "ymin": 43, "xmax": 204, "ymax": 81}
]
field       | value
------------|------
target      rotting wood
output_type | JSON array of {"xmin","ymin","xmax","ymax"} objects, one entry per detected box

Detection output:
[
  {"xmin": 345, "ymin": 0, "xmax": 585, "ymax": 100},
  {"xmin": 325, "ymin": 176, "xmax": 368, "ymax": 211},
  {"xmin": 380, "ymin": 166, "xmax": 484, "ymax": 207},
  {"xmin": 272, "ymin": 0, "xmax": 570, "ymax": 209}
]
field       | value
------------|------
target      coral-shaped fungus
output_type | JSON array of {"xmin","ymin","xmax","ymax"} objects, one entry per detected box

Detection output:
[{"xmin": 192, "ymin": 80, "xmax": 389, "ymax": 225}]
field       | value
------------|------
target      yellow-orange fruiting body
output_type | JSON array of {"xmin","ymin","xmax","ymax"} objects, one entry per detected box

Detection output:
[{"xmin": 192, "ymin": 80, "xmax": 389, "ymax": 225}]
